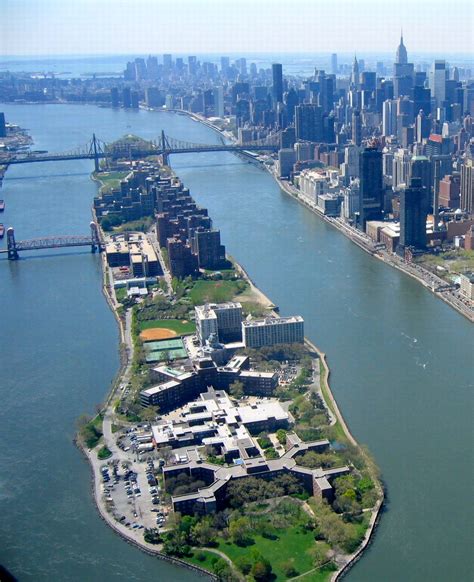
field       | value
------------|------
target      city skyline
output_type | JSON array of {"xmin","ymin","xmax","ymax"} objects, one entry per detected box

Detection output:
[{"xmin": 3, "ymin": 0, "xmax": 473, "ymax": 56}]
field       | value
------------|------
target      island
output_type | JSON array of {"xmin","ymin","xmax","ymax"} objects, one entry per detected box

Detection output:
[{"xmin": 76, "ymin": 144, "xmax": 383, "ymax": 582}]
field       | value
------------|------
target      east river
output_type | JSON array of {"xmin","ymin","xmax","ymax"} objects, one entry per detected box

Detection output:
[{"xmin": 0, "ymin": 103, "xmax": 473, "ymax": 582}]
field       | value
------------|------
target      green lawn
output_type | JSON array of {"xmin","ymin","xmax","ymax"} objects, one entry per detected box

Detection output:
[
  {"xmin": 181, "ymin": 549, "xmax": 221, "ymax": 572},
  {"xmin": 189, "ymin": 279, "xmax": 247, "ymax": 305},
  {"xmin": 97, "ymin": 445, "xmax": 112, "ymax": 460},
  {"xmin": 139, "ymin": 319, "xmax": 196, "ymax": 335},
  {"xmin": 115, "ymin": 287, "xmax": 128, "ymax": 303},
  {"xmin": 292, "ymin": 566, "xmax": 335, "ymax": 582},
  {"xmin": 96, "ymin": 171, "xmax": 129, "ymax": 192},
  {"xmin": 217, "ymin": 525, "xmax": 317, "ymax": 581}
]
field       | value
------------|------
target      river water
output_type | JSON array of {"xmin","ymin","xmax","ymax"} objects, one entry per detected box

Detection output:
[{"xmin": 0, "ymin": 103, "xmax": 473, "ymax": 582}]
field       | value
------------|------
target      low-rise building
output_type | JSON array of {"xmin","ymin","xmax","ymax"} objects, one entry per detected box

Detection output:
[
  {"xmin": 163, "ymin": 432, "xmax": 350, "ymax": 516},
  {"xmin": 105, "ymin": 233, "xmax": 161, "ymax": 276}
]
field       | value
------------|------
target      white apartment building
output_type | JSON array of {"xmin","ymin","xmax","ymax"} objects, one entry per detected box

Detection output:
[{"xmin": 242, "ymin": 316, "xmax": 304, "ymax": 349}]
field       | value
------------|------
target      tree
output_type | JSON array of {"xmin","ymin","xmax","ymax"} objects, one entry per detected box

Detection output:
[
  {"xmin": 229, "ymin": 380, "xmax": 244, "ymax": 399},
  {"xmin": 280, "ymin": 558, "xmax": 298, "ymax": 577},
  {"xmin": 191, "ymin": 517, "xmax": 216, "ymax": 547},
  {"xmin": 212, "ymin": 558, "xmax": 233, "ymax": 581},
  {"xmin": 307, "ymin": 544, "xmax": 328, "ymax": 568},
  {"xmin": 235, "ymin": 555, "xmax": 253, "ymax": 574},
  {"xmin": 228, "ymin": 516, "xmax": 252, "ymax": 546},
  {"xmin": 251, "ymin": 558, "xmax": 272, "ymax": 581},
  {"xmin": 276, "ymin": 429, "xmax": 287, "ymax": 445},
  {"xmin": 140, "ymin": 406, "xmax": 159, "ymax": 423}
]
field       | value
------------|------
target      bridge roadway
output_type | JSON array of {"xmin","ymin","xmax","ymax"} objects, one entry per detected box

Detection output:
[{"xmin": 4, "ymin": 144, "xmax": 278, "ymax": 165}]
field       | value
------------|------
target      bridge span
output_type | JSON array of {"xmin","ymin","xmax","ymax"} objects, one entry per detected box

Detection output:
[
  {"xmin": 1, "ymin": 223, "xmax": 102, "ymax": 260},
  {"xmin": 2, "ymin": 131, "xmax": 280, "ymax": 171}
]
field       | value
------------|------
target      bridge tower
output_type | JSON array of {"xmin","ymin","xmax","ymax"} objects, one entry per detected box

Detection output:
[
  {"xmin": 90, "ymin": 221, "xmax": 101, "ymax": 253},
  {"xmin": 160, "ymin": 129, "xmax": 170, "ymax": 166},
  {"xmin": 7, "ymin": 227, "xmax": 19, "ymax": 260},
  {"xmin": 91, "ymin": 133, "xmax": 100, "ymax": 173}
]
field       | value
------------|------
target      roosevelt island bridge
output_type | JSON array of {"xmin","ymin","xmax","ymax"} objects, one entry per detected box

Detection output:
[
  {"xmin": 1, "ymin": 130, "xmax": 280, "ymax": 260},
  {"xmin": 0, "ymin": 222, "xmax": 103, "ymax": 260},
  {"xmin": 3, "ymin": 130, "xmax": 280, "ymax": 172}
]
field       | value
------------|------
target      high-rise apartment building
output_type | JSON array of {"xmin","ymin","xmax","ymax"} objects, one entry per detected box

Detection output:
[
  {"xmin": 242, "ymin": 316, "xmax": 304, "ymax": 349},
  {"xmin": 195, "ymin": 302, "xmax": 243, "ymax": 344}
]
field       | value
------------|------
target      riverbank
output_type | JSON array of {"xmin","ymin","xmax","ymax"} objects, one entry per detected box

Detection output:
[
  {"xmin": 268, "ymin": 167, "xmax": 473, "ymax": 323},
  {"xmin": 307, "ymin": 341, "xmax": 384, "ymax": 581}
]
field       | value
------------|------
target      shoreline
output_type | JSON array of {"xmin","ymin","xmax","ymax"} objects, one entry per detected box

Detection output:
[
  {"xmin": 78, "ymin": 187, "xmax": 382, "ymax": 581},
  {"xmin": 268, "ymin": 168, "xmax": 474, "ymax": 324}
]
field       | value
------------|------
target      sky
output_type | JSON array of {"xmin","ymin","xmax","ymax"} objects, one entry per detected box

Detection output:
[{"xmin": 2, "ymin": 0, "xmax": 473, "ymax": 56}]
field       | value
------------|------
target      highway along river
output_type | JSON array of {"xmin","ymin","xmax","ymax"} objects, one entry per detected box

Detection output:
[{"xmin": 0, "ymin": 103, "xmax": 473, "ymax": 582}]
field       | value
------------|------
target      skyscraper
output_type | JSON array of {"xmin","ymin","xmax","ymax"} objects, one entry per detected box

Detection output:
[
  {"xmin": 295, "ymin": 104, "xmax": 323, "ymax": 142},
  {"xmin": 122, "ymin": 87, "xmax": 132, "ymax": 109},
  {"xmin": 331, "ymin": 53, "xmax": 338, "ymax": 75},
  {"xmin": 110, "ymin": 87, "xmax": 120, "ymax": 108},
  {"xmin": 272, "ymin": 63, "xmax": 283, "ymax": 105},
  {"xmin": 430, "ymin": 60, "xmax": 447, "ymax": 107},
  {"xmin": 359, "ymin": 145, "xmax": 384, "ymax": 229},
  {"xmin": 399, "ymin": 177, "xmax": 429, "ymax": 251},
  {"xmin": 220, "ymin": 56, "xmax": 230, "ymax": 73},
  {"xmin": 163, "ymin": 54, "xmax": 173, "ymax": 71},
  {"xmin": 393, "ymin": 33, "xmax": 414, "ymax": 98},
  {"xmin": 460, "ymin": 158, "xmax": 474, "ymax": 214},
  {"xmin": 0, "ymin": 112, "xmax": 6, "ymax": 138},
  {"xmin": 382, "ymin": 99, "xmax": 397, "ymax": 137},
  {"xmin": 295, "ymin": 103, "xmax": 323, "ymax": 141},
  {"xmin": 352, "ymin": 110, "xmax": 362, "ymax": 146},
  {"xmin": 351, "ymin": 55, "xmax": 360, "ymax": 88},
  {"xmin": 146, "ymin": 56, "xmax": 159, "ymax": 80},
  {"xmin": 396, "ymin": 32, "xmax": 408, "ymax": 65},
  {"xmin": 284, "ymin": 89, "xmax": 299, "ymax": 124},
  {"xmin": 214, "ymin": 86, "xmax": 225, "ymax": 117}
]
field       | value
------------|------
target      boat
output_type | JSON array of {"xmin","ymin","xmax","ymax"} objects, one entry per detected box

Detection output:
[
  {"xmin": 0, "ymin": 200, "xmax": 4, "ymax": 211},
  {"xmin": 0, "ymin": 224, "xmax": 5, "ymax": 238}
]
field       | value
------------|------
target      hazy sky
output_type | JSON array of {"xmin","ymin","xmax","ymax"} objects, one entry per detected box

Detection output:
[{"xmin": 2, "ymin": 0, "xmax": 473, "ymax": 56}]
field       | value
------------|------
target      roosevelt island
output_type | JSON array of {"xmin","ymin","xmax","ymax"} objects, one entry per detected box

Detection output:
[{"xmin": 71, "ymin": 139, "xmax": 383, "ymax": 582}]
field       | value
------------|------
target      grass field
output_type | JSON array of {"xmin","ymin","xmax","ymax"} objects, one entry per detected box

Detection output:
[
  {"xmin": 217, "ymin": 526, "xmax": 321, "ymax": 581},
  {"xmin": 115, "ymin": 287, "xmax": 128, "ymax": 303},
  {"xmin": 181, "ymin": 549, "xmax": 221, "ymax": 573},
  {"xmin": 415, "ymin": 249, "xmax": 474, "ymax": 277},
  {"xmin": 138, "ymin": 319, "xmax": 196, "ymax": 335},
  {"xmin": 96, "ymin": 171, "xmax": 129, "ymax": 193},
  {"xmin": 189, "ymin": 280, "xmax": 247, "ymax": 305}
]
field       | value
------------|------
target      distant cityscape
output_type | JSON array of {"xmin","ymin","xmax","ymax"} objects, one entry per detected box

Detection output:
[{"xmin": 3, "ymin": 36, "xmax": 472, "ymax": 305}]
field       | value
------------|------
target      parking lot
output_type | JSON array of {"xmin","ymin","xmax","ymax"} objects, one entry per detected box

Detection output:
[{"xmin": 98, "ymin": 436, "xmax": 170, "ymax": 533}]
